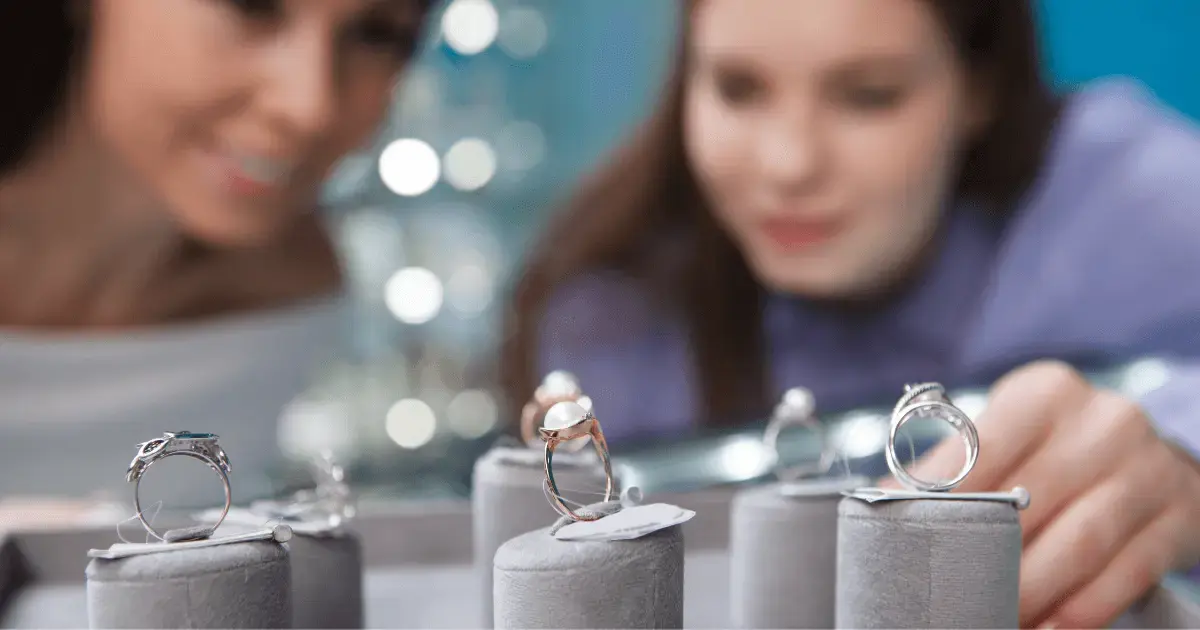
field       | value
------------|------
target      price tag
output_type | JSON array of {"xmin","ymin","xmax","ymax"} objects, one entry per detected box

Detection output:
[{"xmin": 553, "ymin": 503, "xmax": 695, "ymax": 542}]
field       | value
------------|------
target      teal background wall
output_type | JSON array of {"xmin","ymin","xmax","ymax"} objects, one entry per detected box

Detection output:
[{"xmin": 1037, "ymin": 0, "xmax": 1200, "ymax": 120}]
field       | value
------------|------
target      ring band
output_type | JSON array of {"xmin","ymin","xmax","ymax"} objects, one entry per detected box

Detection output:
[
  {"xmin": 521, "ymin": 371, "xmax": 590, "ymax": 446},
  {"xmin": 126, "ymin": 431, "xmax": 232, "ymax": 541},
  {"xmin": 539, "ymin": 402, "xmax": 614, "ymax": 521},
  {"xmin": 885, "ymin": 383, "xmax": 979, "ymax": 492},
  {"xmin": 763, "ymin": 387, "xmax": 835, "ymax": 480}
]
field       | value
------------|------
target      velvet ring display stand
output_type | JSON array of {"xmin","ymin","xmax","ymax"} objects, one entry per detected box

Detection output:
[
  {"xmin": 473, "ymin": 445, "xmax": 612, "ymax": 627},
  {"xmin": 492, "ymin": 502, "xmax": 685, "ymax": 629},
  {"xmin": 286, "ymin": 531, "xmax": 364, "ymax": 629},
  {"xmin": 85, "ymin": 540, "xmax": 291, "ymax": 629},
  {"xmin": 835, "ymin": 496, "xmax": 1021, "ymax": 629},
  {"xmin": 730, "ymin": 476, "xmax": 869, "ymax": 629}
]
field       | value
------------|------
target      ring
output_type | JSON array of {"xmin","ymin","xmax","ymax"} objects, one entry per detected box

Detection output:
[
  {"xmin": 885, "ymin": 383, "xmax": 979, "ymax": 491},
  {"xmin": 255, "ymin": 450, "xmax": 355, "ymax": 528},
  {"xmin": 294, "ymin": 451, "xmax": 355, "ymax": 526},
  {"xmin": 539, "ymin": 401, "xmax": 614, "ymax": 521},
  {"xmin": 521, "ymin": 371, "xmax": 592, "ymax": 447},
  {"xmin": 763, "ymin": 387, "xmax": 835, "ymax": 480},
  {"xmin": 126, "ymin": 431, "xmax": 232, "ymax": 541}
]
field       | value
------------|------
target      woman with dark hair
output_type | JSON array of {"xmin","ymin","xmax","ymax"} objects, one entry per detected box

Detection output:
[
  {"xmin": 503, "ymin": 0, "xmax": 1200, "ymax": 626},
  {"xmin": 0, "ymin": 1, "xmax": 430, "ymax": 502}
]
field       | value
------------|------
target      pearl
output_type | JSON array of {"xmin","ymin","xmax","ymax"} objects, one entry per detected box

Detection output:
[
  {"xmin": 541, "ymin": 370, "xmax": 581, "ymax": 398},
  {"xmin": 544, "ymin": 401, "xmax": 588, "ymax": 431},
  {"xmin": 782, "ymin": 387, "xmax": 814, "ymax": 415}
]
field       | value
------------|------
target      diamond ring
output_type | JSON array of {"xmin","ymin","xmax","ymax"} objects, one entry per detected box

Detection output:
[{"xmin": 886, "ymin": 383, "xmax": 979, "ymax": 491}]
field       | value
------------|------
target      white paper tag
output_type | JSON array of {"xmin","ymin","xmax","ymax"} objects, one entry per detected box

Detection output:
[
  {"xmin": 553, "ymin": 503, "xmax": 695, "ymax": 542},
  {"xmin": 87, "ymin": 524, "xmax": 293, "ymax": 559},
  {"xmin": 843, "ymin": 486, "xmax": 1031, "ymax": 509}
]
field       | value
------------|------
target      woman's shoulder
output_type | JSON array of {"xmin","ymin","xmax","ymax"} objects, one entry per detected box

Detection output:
[
  {"xmin": 1003, "ymin": 78, "xmax": 1200, "ymax": 259},
  {"xmin": 535, "ymin": 270, "xmax": 696, "ymax": 441},
  {"xmin": 539, "ymin": 270, "xmax": 670, "ymax": 348},
  {"xmin": 1032, "ymin": 77, "xmax": 1200, "ymax": 213},
  {"xmin": 976, "ymin": 79, "xmax": 1200, "ymax": 352}
]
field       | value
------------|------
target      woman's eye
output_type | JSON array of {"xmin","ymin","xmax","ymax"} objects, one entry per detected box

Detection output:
[
  {"xmin": 349, "ymin": 20, "xmax": 419, "ymax": 60},
  {"xmin": 714, "ymin": 71, "xmax": 765, "ymax": 106},
  {"xmin": 841, "ymin": 85, "xmax": 906, "ymax": 111},
  {"xmin": 222, "ymin": 0, "xmax": 282, "ymax": 19},
  {"xmin": 212, "ymin": 0, "xmax": 420, "ymax": 61}
]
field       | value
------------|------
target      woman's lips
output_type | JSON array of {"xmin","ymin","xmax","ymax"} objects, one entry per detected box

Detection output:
[
  {"xmin": 210, "ymin": 147, "xmax": 297, "ymax": 198},
  {"xmin": 759, "ymin": 217, "xmax": 842, "ymax": 250}
]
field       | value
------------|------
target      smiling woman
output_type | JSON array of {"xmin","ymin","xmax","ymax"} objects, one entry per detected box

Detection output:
[{"xmin": 0, "ymin": 0, "xmax": 430, "ymax": 501}]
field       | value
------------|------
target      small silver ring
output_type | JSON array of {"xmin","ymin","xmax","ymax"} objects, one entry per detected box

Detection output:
[
  {"xmin": 126, "ymin": 432, "xmax": 232, "ymax": 541},
  {"xmin": 291, "ymin": 451, "xmax": 355, "ymax": 527},
  {"xmin": 763, "ymin": 387, "xmax": 835, "ymax": 481},
  {"xmin": 886, "ymin": 383, "xmax": 979, "ymax": 491}
]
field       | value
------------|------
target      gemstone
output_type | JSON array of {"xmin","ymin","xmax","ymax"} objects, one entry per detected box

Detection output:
[
  {"xmin": 544, "ymin": 401, "xmax": 589, "ymax": 431},
  {"xmin": 781, "ymin": 387, "xmax": 814, "ymax": 414},
  {"xmin": 141, "ymin": 440, "xmax": 164, "ymax": 454},
  {"xmin": 171, "ymin": 431, "xmax": 216, "ymax": 440}
]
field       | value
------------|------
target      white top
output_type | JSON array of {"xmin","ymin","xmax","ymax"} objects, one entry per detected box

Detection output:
[{"xmin": 0, "ymin": 297, "xmax": 344, "ymax": 504}]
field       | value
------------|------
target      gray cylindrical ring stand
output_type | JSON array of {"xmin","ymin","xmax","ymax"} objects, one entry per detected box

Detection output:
[
  {"xmin": 730, "ymin": 477, "xmax": 869, "ymax": 629},
  {"xmin": 835, "ymin": 497, "xmax": 1021, "ymax": 629},
  {"xmin": 287, "ymin": 532, "xmax": 364, "ymax": 629},
  {"xmin": 472, "ymin": 446, "xmax": 611, "ymax": 627},
  {"xmin": 86, "ymin": 540, "xmax": 291, "ymax": 629},
  {"xmin": 492, "ymin": 502, "xmax": 685, "ymax": 629}
]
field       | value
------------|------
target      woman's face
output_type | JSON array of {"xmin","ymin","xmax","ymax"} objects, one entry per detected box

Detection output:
[
  {"xmin": 683, "ymin": 0, "xmax": 988, "ymax": 299},
  {"xmin": 81, "ymin": 0, "xmax": 423, "ymax": 246}
]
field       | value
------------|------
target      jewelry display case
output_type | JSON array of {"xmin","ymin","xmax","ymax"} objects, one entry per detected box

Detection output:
[
  {"xmin": 1, "ymin": 365, "xmax": 1196, "ymax": 629},
  {"xmin": 0, "ymin": 490, "xmax": 734, "ymax": 629}
]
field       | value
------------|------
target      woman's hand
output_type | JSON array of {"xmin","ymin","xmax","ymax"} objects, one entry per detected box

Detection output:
[{"xmin": 898, "ymin": 360, "xmax": 1200, "ymax": 628}]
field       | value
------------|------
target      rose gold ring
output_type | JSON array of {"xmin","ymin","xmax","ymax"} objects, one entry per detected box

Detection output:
[
  {"xmin": 540, "ymin": 402, "xmax": 614, "ymax": 522},
  {"xmin": 520, "ymin": 371, "xmax": 588, "ymax": 446}
]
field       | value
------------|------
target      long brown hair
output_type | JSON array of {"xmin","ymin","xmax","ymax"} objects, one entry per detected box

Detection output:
[{"xmin": 501, "ymin": 0, "xmax": 1061, "ymax": 427}]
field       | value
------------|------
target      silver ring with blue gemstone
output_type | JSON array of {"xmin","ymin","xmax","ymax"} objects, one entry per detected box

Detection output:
[{"xmin": 126, "ymin": 431, "xmax": 232, "ymax": 541}]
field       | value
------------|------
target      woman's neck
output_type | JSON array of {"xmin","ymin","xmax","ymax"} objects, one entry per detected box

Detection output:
[{"xmin": 0, "ymin": 108, "xmax": 198, "ymax": 327}]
